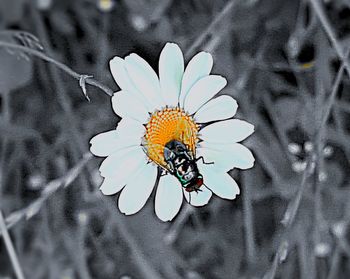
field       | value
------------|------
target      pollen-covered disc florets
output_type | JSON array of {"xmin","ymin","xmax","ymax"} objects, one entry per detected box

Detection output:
[{"xmin": 143, "ymin": 107, "xmax": 199, "ymax": 168}]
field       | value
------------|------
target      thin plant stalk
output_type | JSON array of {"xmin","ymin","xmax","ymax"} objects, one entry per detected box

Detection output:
[
  {"xmin": 0, "ymin": 210, "xmax": 25, "ymax": 279},
  {"xmin": 0, "ymin": 91, "xmax": 10, "ymax": 199},
  {"xmin": 0, "ymin": 41, "xmax": 113, "ymax": 97},
  {"xmin": 309, "ymin": 0, "xmax": 350, "ymax": 78}
]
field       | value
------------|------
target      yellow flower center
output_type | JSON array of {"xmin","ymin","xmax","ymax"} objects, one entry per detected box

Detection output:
[{"xmin": 143, "ymin": 107, "xmax": 199, "ymax": 168}]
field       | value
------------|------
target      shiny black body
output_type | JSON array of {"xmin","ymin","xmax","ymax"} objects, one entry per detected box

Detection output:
[{"xmin": 164, "ymin": 140, "xmax": 203, "ymax": 192}]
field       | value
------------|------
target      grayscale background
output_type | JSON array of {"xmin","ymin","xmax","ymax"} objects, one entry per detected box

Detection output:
[{"xmin": 0, "ymin": 0, "xmax": 350, "ymax": 278}]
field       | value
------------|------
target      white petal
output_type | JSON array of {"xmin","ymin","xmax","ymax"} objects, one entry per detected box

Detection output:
[
  {"xmin": 198, "ymin": 142, "xmax": 255, "ymax": 170},
  {"xmin": 99, "ymin": 146, "xmax": 145, "ymax": 179},
  {"xmin": 112, "ymin": 91, "xmax": 149, "ymax": 123},
  {"xmin": 183, "ymin": 186, "xmax": 212, "ymax": 207},
  {"xmin": 116, "ymin": 117, "xmax": 145, "ymax": 140},
  {"xmin": 110, "ymin": 56, "xmax": 154, "ymax": 111},
  {"xmin": 179, "ymin": 52, "xmax": 213, "ymax": 107},
  {"xmin": 109, "ymin": 56, "xmax": 134, "ymax": 91},
  {"xmin": 184, "ymin": 75, "xmax": 227, "ymax": 115},
  {"xmin": 125, "ymin": 54, "xmax": 163, "ymax": 110},
  {"xmin": 194, "ymin": 95, "xmax": 238, "ymax": 123},
  {"xmin": 90, "ymin": 118, "xmax": 145, "ymax": 157},
  {"xmin": 99, "ymin": 146, "xmax": 147, "ymax": 195},
  {"xmin": 196, "ymin": 146, "xmax": 233, "ymax": 172},
  {"xmin": 200, "ymin": 119, "xmax": 254, "ymax": 143},
  {"xmin": 100, "ymin": 176, "xmax": 125, "ymax": 195},
  {"xmin": 118, "ymin": 162, "xmax": 157, "ymax": 215},
  {"xmin": 90, "ymin": 130, "xmax": 120, "ymax": 157},
  {"xmin": 200, "ymin": 165, "xmax": 240, "ymax": 199},
  {"xmin": 159, "ymin": 43, "xmax": 184, "ymax": 107},
  {"xmin": 155, "ymin": 174, "xmax": 183, "ymax": 221}
]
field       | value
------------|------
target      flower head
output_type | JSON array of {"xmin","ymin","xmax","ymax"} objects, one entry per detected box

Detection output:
[{"xmin": 90, "ymin": 43, "xmax": 255, "ymax": 221}]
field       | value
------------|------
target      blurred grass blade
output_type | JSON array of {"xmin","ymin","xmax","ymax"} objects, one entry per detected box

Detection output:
[{"xmin": 0, "ymin": 210, "xmax": 26, "ymax": 279}]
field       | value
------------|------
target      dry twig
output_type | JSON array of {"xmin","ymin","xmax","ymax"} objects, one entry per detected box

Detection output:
[{"xmin": 1, "ymin": 153, "xmax": 92, "ymax": 235}]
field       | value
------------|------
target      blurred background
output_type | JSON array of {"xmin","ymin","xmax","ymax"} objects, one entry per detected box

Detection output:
[{"xmin": 1, "ymin": 0, "xmax": 350, "ymax": 278}]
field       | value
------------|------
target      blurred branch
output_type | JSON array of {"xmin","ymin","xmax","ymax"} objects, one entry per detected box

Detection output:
[
  {"xmin": 309, "ymin": 0, "xmax": 350, "ymax": 78},
  {"xmin": 185, "ymin": 0, "xmax": 237, "ymax": 57},
  {"xmin": 262, "ymin": 155, "xmax": 315, "ymax": 279},
  {"xmin": 242, "ymin": 172, "xmax": 257, "ymax": 266},
  {"xmin": 149, "ymin": 0, "xmax": 174, "ymax": 24},
  {"xmin": 105, "ymin": 199, "xmax": 165, "ymax": 279},
  {"xmin": 30, "ymin": 6, "xmax": 96, "ymax": 191},
  {"xmin": 281, "ymin": 157, "xmax": 315, "ymax": 228},
  {"xmin": 319, "ymin": 48, "xmax": 350, "ymax": 134},
  {"xmin": 0, "ymin": 92, "xmax": 10, "ymax": 200},
  {"xmin": 164, "ymin": 204, "xmax": 194, "ymax": 244},
  {"xmin": 263, "ymin": 45, "xmax": 350, "ymax": 279},
  {"xmin": 0, "ymin": 30, "xmax": 43, "ymax": 50},
  {"xmin": 0, "ymin": 41, "xmax": 114, "ymax": 97},
  {"xmin": 0, "ymin": 210, "xmax": 26, "ymax": 279},
  {"xmin": 327, "ymin": 245, "xmax": 342, "ymax": 279},
  {"xmin": 0, "ymin": 153, "xmax": 92, "ymax": 236}
]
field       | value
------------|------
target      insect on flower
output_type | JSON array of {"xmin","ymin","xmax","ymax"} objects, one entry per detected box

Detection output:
[
  {"xmin": 163, "ymin": 139, "xmax": 206, "ymax": 193},
  {"xmin": 90, "ymin": 43, "xmax": 255, "ymax": 221},
  {"xmin": 149, "ymin": 138, "xmax": 212, "ymax": 194}
]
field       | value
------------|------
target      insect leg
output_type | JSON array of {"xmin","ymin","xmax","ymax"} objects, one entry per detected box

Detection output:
[{"xmin": 196, "ymin": 156, "xmax": 214, "ymax": 165}]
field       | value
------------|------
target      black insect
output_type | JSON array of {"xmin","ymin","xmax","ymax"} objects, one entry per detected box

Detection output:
[{"xmin": 163, "ymin": 140, "xmax": 209, "ymax": 192}]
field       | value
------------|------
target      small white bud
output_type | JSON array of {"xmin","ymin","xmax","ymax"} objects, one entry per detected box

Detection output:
[
  {"xmin": 304, "ymin": 141, "xmax": 314, "ymax": 153},
  {"xmin": 27, "ymin": 173, "xmax": 45, "ymax": 190},
  {"xmin": 318, "ymin": 172, "xmax": 327, "ymax": 182},
  {"xmin": 77, "ymin": 212, "xmax": 88, "ymax": 225},
  {"xmin": 97, "ymin": 0, "xmax": 115, "ymax": 12},
  {"xmin": 288, "ymin": 143, "xmax": 301, "ymax": 155},
  {"xmin": 131, "ymin": 15, "xmax": 148, "ymax": 32},
  {"xmin": 332, "ymin": 221, "xmax": 346, "ymax": 238},
  {"xmin": 323, "ymin": 146, "xmax": 333, "ymax": 157},
  {"xmin": 314, "ymin": 242, "xmax": 331, "ymax": 257},
  {"xmin": 292, "ymin": 161, "xmax": 307, "ymax": 172},
  {"xmin": 37, "ymin": 0, "xmax": 52, "ymax": 10},
  {"xmin": 288, "ymin": 37, "xmax": 299, "ymax": 58}
]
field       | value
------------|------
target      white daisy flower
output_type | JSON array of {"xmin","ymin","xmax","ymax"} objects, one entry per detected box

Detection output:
[{"xmin": 90, "ymin": 43, "xmax": 255, "ymax": 221}]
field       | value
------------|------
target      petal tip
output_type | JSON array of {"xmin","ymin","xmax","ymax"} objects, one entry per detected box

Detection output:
[
  {"xmin": 201, "ymin": 51, "xmax": 212, "ymax": 56},
  {"xmin": 165, "ymin": 42, "xmax": 180, "ymax": 48},
  {"xmin": 195, "ymin": 51, "xmax": 213, "ymax": 63},
  {"xmin": 246, "ymin": 157, "xmax": 255, "ymax": 169},
  {"xmin": 220, "ymin": 76, "xmax": 228, "ymax": 85},
  {"xmin": 109, "ymin": 56, "xmax": 123, "ymax": 66},
  {"xmin": 100, "ymin": 187, "xmax": 115, "ymax": 196},
  {"xmin": 158, "ymin": 215, "xmax": 172, "ymax": 222}
]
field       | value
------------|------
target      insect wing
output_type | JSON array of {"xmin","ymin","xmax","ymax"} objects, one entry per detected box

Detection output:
[
  {"xmin": 141, "ymin": 140, "xmax": 174, "ymax": 173},
  {"xmin": 175, "ymin": 118, "xmax": 196, "ymax": 159}
]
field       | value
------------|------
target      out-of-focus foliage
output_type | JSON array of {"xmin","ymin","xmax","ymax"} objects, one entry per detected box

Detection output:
[{"xmin": 0, "ymin": 0, "xmax": 350, "ymax": 278}]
